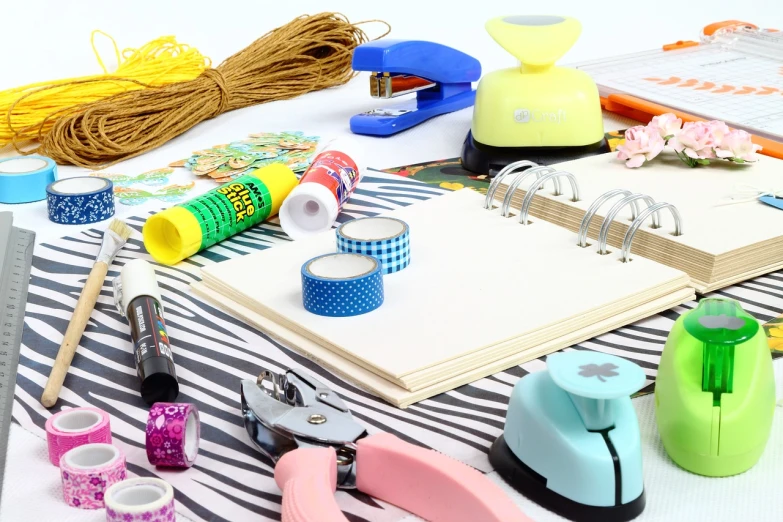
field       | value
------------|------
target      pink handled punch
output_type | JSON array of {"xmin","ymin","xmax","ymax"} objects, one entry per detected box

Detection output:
[{"xmin": 240, "ymin": 369, "xmax": 531, "ymax": 522}]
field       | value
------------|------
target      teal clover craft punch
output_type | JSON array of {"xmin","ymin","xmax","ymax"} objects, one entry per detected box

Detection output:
[{"xmin": 490, "ymin": 351, "xmax": 647, "ymax": 522}]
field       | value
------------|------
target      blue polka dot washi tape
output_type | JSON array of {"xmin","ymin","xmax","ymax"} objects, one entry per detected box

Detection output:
[
  {"xmin": 336, "ymin": 217, "xmax": 410, "ymax": 274},
  {"xmin": 301, "ymin": 253, "xmax": 384, "ymax": 317},
  {"xmin": 46, "ymin": 177, "xmax": 115, "ymax": 224},
  {"xmin": 0, "ymin": 155, "xmax": 58, "ymax": 204}
]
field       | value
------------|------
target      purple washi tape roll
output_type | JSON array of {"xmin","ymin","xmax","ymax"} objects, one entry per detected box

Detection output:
[
  {"xmin": 105, "ymin": 478, "xmax": 176, "ymax": 522},
  {"xmin": 146, "ymin": 402, "xmax": 200, "ymax": 468}
]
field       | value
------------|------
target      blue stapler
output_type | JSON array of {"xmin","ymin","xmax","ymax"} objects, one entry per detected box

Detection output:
[
  {"xmin": 350, "ymin": 40, "xmax": 481, "ymax": 136},
  {"xmin": 491, "ymin": 351, "xmax": 647, "ymax": 522}
]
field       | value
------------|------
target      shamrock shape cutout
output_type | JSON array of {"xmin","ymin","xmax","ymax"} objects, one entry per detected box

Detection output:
[{"xmin": 578, "ymin": 363, "xmax": 619, "ymax": 382}]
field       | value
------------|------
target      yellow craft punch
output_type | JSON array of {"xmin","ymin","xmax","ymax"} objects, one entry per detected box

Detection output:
[{"xmin": 461, "ymin": 16, "xmax": 607, "ymax": 173}]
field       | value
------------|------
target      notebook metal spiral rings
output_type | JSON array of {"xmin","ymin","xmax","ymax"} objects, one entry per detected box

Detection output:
[
  {"xmin": 519, "ymin": 171, "xmax": 580, "ymax": 224},
  {"xmin": 501, "ymin": 166, "xmax": 557, "ymax": 217},
  {"xmin": 621, "ymin": 202, "xmax": 683, "ymax": 263},
  {"xmin": 577, "ymin": 189, "xmax": 640, "ymax": 247},
  {"xmin": 484, "ymin": 160, "xmax": 562, "ymax": 209},
  {"xmin": 598, "ymin": 193, "xmax": 661, "ymax": 255}
]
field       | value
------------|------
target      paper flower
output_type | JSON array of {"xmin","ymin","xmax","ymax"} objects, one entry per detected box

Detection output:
[
  {"xmin": 649, "ymin": 113, "xmax": 682, "ymax": 140},
  {"xmin": 715, "ymin": 129, "xmax": 762, "ymax": 163},
  {"xmin": 669, "ymin": 121, "xmax": 716, "ymax": 163},
  {"xmin": 616, "ymin": 125, "xmax": 665, "ymax": 168}
]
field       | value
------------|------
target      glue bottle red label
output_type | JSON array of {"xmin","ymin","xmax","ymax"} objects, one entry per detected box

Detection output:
[{"xmin": 301, "ymin": 150, "xmax": 360, "ymax": 209}]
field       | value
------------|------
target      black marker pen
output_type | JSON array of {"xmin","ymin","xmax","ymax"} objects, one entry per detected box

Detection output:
[{"xmin": 113, "ymin": 259, "xmax": 179, "ymax": 404}]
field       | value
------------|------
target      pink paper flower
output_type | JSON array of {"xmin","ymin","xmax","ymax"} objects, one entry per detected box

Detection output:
[
  {"xmin": 707, "ymin": 120, "xmax": 731, "ymax": 144},
  {"xmin": 649, "ymin": 113, "xmax": 682, "ymax": 140},
  {"xmin": 714, "ymin": 129, "xmax": 762, "ymax": 162},
  {"xmin": 669, "ymin": 121, "xmax": 716, "ymax": 160},
  {"xmin": 617, "ymin": 125, "xmax": 665, "ymax": 168}
]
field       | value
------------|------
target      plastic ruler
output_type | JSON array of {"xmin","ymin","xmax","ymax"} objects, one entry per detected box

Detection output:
[{"xmin": 0, "ymin": 212, "xmax": 35, "ymax": 503}]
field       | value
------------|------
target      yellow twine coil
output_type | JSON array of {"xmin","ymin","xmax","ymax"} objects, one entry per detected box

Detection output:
[{"xmin": 0, "ymin": 31, "xmax": 210, "ymax": 146}]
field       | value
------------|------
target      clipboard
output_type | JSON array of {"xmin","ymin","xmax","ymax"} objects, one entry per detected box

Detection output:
[{"xmin": 573, "ymin": 20, "xmax": 783, "ymax": 159}]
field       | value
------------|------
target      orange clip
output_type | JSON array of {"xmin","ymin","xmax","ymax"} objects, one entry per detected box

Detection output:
[
  {"xmin": 663, "ymin": 40, "xmax": 699, "ymax": 51},
  {"xmin": 703, "ymin": 20, "xmax": 757, "ymax": 36}
]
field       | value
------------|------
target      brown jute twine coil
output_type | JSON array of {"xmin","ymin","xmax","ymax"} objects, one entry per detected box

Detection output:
[{"xmin": 31, "ymin": 13, "xmax": 389, "ymax": 168}]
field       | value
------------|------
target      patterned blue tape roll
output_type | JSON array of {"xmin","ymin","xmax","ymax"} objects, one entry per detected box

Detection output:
[
  {"xmin": 0, "ymin": 155, "xmax": 58, "ymax": 204},
  {"xmin": 301, "ymin": 253, "xmax": 384, "ymax": 317},
  {"xmin": 46, "ymin": 177, "xmax": 115, "ymax": 224},
  {"xmin": 336, "ymin": 217, "xmax": 410, "ymax": 275}
]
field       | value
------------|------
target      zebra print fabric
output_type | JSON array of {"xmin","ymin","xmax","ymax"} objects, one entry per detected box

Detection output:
[{"xmin": 13, "ymin": 172, "xmax": 783, "ymax": 521}]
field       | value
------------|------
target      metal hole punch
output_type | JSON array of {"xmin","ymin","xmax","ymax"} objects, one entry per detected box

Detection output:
[
  {"xmin": 621, "ymin": 202, "xmax": 682, "ymax": 263},
  {"xmin": 518, "ymin": 171, "xmax": 580, "ymax": 225},
  {"xmin": 597, "ymin": 194, "xmax": 661, "ymax": 255},
  {"xmin": 577, "ymin": 189, "xmax": 639, "ymax": 248}
]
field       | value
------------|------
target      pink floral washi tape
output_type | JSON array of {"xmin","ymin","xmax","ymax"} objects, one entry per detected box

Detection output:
[
  {"xmin": 146, "ymin": 402, "xmax": 200, "ymax": 467},
  {"xmin": 45, "ymin": 407, "xmax": 112, "ymax": 466},
  {"xmin": 105, "ymin": 478, "xmax": 176, "ymax": 522},
  {"xmin": 59, "ymin": 443, "xmax": 127, "ymax": 509}
]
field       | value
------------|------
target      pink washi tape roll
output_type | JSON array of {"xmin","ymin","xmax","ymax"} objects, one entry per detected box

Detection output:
[
  {"xmin": 59, "ymin": 443, "xmax": 127, "ymax": 509},
  {"xmin": 146, "ymin": 402, "xmax": 200, "ymax": 468},
  {"xmin": 45, "ymin": 407, "xmax": 112, "ymax": 466},
  {"xmin": 105, "ymin": 478, "xmax": 176, "ymax": 522}
]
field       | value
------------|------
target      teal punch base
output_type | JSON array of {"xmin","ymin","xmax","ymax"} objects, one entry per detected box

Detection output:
[{"xmin": 495, "ymin": 371, "xmax": 645, "ymax": 521}]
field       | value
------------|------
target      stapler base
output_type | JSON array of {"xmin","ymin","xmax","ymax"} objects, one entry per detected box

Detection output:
[
  {"xmin": 490, "ymin": 435, "xmax": 646, "ymax": 522},
  {"xmin": 460, "ymin": 130, "xmax": 610, "ymax": 175}
]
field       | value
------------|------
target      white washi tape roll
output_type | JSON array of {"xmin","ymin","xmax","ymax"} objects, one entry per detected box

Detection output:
[
  {"xmin": 336, "ymin": 217, "xmax": 410, "ymax": 274},
  {"xmin": 45, "ymin": 407, "xmax": 112, "ymax": 466},
  {"xmin": 60, "ymin": 443, "xmax": 127, "ymax": 509},
  {"xmin": 0, "ymin": 155, "xmax": 57, "ymax": 204},
  {"xmin": 105, "ymin": 478, "xmax": 176, "ymax": 522},
  {"xmin": 46, "ymin": 177, "xmax": 115, "ymax": 224}
]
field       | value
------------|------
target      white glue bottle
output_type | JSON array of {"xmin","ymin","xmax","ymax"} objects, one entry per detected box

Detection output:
[{"xmin": 279, "ymin": 139, "xmax": 363, "ymax": 240}]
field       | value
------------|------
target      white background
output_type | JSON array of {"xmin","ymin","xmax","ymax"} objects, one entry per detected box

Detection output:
[{"xmin": 1, "ymin": 1, "xmax": 782, "ymax": 521}]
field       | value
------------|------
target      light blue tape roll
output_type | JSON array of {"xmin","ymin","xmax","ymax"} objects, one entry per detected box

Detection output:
[
  {"xmin": 301, "ymin": 253, "xmax": 384, "ymax": 317},
  {"xmin": 46, "ymin": 177, "xmax": 115, "ymax": 224},
  {"xmin": 0, "ymin": 155, "xmax": 58, "ymax": 204},
  {"xmin": 336, "ymin": 217, "xmax": 410, "ymax": 274}
]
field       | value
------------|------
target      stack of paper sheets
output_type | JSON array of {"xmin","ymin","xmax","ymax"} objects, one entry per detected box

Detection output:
[{"xmin": 194, "ymin": 188, "xmax": 694, "ymax": 407}]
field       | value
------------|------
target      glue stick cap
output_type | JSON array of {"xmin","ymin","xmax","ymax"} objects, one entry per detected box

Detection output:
[
  {"xmin": 279, "ymin": 183, "xmax": 339, "ymax": 240},
  {"xmin": 143, "ymin": 207, "xmax": 202, "ymax": 266},
  {"xmin": 115, "ymin": 259, "xmax": 163, "ymax": 316}
]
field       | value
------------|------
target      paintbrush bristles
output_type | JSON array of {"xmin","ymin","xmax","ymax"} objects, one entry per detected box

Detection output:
[{"xmin": 108, "ymin": 219, "xmax": 133, "ymax": 242}]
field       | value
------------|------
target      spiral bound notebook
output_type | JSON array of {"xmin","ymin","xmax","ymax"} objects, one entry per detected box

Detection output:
[
  {"xmin": 195, "ymin": 187, "xmax": 694, "ymax": 407},
  {"xmin": 490, "ymin": 152, "xmax": 783, "ymax": 293}
]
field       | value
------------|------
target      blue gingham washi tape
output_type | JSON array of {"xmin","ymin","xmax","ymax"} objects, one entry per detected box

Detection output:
[
  {"xmin": 46, "ymin": 177, "xmax": 115, "ymax": 224},
  {"xmin": 336, "ymin": 217, "xmax": 410, "ymax": 274},
  {"xmin": 301, "ymin": 253, "xmax": 384, "ymax": 317},
  {"xmin": 0, "ymin": 155, "xmax": 58, "ymax": 204}
]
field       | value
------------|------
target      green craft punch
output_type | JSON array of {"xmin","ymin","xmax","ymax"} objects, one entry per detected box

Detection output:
[{"xmin": 655, "ymin": 298, "xmax": 776, "ymax": 476}]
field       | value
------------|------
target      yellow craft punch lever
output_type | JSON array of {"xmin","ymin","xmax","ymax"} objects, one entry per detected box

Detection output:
[{"xmin": 461, "ymin": 16, "xmax": 607, "ymax": 174}]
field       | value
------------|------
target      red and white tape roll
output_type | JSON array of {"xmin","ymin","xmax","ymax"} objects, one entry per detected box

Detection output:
[
  {"xmin": 146, "ymin": 402, "xmax": 200, "ymax": 468},
  {"xmin": 45, "ymin": 407, "xmax": 112, "ymax": 466},
  {"xmin": 60, "ymin": 443, "xmax": 127, "ymax": 509},
  {"xmin": 105, "ymin": 478, "xmax": 176, "ymax": 522}
]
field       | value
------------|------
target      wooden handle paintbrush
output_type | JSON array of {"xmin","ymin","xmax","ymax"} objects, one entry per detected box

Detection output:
[{"xmin": 41, "ymin": 219, "xmax": 133, "ymax": 408}]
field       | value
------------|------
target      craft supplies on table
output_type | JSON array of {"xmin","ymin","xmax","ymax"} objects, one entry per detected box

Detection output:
[
  {"xmin": 45, "ymin": 407, "xmax": 112, "ymax": 466},
  {"xmin": 146, "ymin": 402, "xmax": 200, "ymax": 468},
  {"xmin": 104, "ymin": 478, "xmax": 176, "ymax": 522},
  {"xmin": 490, "ymin": 152, "xmax": 783, "ymax": 293},
  {"xmin": 113, "ymin": 260, "xmax": 179, "ymax": 404},
  {"xmin": 279, "ymin": 149, "xmax": 361, "ymax": 240},
  {"xmin": 572, "ymin": 21, "xmax": 783, "ymax": 159},
  {"xmin": 0, "ymin": 156, "xmax": 57, "ymax": 204},
  {"xmin": 46, "ymin": 177, "xmax": 116, "ymax": 224},
  {"xmin": 59, "ymin": 442, "xmax": 127, "ymax": 509},
  {"xmin": 462, "ymin": 16, "xmax": 608, "ymax": 174},
  {"xmin": 40, "ymin": 218, "xmax": 132, "ymax": 408},
  {"xmin": 0, "ymin": 212, "xmax": 34, "ymax": 503},
  {"xmin": 143, "ymin": 163, "xmax": 298, "ymax": 265},
  {"xmin": 198, "ymin": 185, "xmax": 695, "ymax": 407},
  {"xmin": 350, "ymin": 40, "xmax": 481, "ymax": 136}
]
